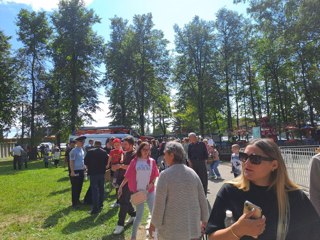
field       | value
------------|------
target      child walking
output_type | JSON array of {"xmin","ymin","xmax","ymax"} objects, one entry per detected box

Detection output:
[{"xmin": 230, "ymin": 144, "xmax": 242, "ymax": 177}]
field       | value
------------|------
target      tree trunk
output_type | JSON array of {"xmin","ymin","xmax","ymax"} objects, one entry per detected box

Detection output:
[
  {"xmin": 120, "ymin": 78, "xmax": 126, "ymax": 125},
  {"xmin": 213, "ymin": 111, "xmax": 220, "ymax": 131},
  {"xmin": 272, "ymin": 67, "xmax": 286, "ymax": 124},
  {"xmin": 243, "ymin": 83, "xmax": 248, "ymax": 128},
  {"xmin": 247, "ymin": 60, "xmax": 257, "ymax": 125},
  {"xmin": 235, "ymin": 69, "xmax": 239, "ymax": 129},
  {"xmin": 225, "ymin": 70, "xmax": 232, "ymax": 131},
  {"xmin": 265, "ymin": 77, "xmax": 270, "ymax": 117},
  {"xmin": 152, "ymin": 105, "xmax": 155, "ymax": 134},
  {"xmin": 30, "ymin": 54, "xmax": 36, "ymax": 147},
  {"xmin": 20, "ymin": 103, "xmax": 25, "ymax": 144},
  {"xmin": 139, "ymin": 59, "xmax": 145, "ymax": 136},
  {"xmin": 299, "ymin": 54, "xmax": 314, "ymax": 126},
  {"xmin": 70, "ymin": 53, "xmax": 78, "ymax": 134},
  {"xmin": 198, "ymin": 78, "xmax": 205, "ymax": 136}
]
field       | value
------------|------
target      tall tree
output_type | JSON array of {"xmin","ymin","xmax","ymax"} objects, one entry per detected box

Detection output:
[
  {"xmin": 16, "ymin": 9, "xmax": 52, "ymax": 146},
  {"xmin": 104, "ymin": 17, "xmax": 137, "ymax": 126},
  {"xmin": 0, "ymin": 31, "xmax": 20, "ymax": 139},
  {"xmin": 131, "ymin": 13, "xmax": 170, "ymax": 135},
  {"xmin": 105, "ymin": 13, "xmax": 170, "ymax": 135},
  {"xmin": 284, "ymin": 0, "xmax": 320, "ymax": 127},
  {"xmin": 215, "ymin": 8, "xmax": 244, "ymax": 133},
  {"xmin": 51, "ymin": 0, "xmax": 104, "ymax": 133},
  {"xmin": 173, "ymin": 16, "xmax": 220, "ymax": 136}
]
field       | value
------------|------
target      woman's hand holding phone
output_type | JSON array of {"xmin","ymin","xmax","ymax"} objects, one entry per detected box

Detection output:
[{"xmin": 232, "ymin": 208, "xmax": 266, "ymax": 238}]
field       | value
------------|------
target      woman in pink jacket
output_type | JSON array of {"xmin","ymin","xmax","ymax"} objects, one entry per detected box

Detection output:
[{"xmin": 118, "ymin": 142, "xmax": 159, "ymax": 240}]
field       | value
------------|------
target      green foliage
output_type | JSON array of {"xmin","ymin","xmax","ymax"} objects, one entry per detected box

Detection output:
[
  {"xmin": 215, "ymin": 9, "xmax": 247, "ymax": 131},
  {"xmin": 0, "ymin": 31, "xmax": 20, "ymax": 138},
  {"xmin": 104, "ymin": 17, "xmax": 137, "ymax": 127},
  {"xmin": 16, "ymin": 9, "xmax": 52, "ymax": 146},
  {"xmin": 104, "ymin": 13, "xmax": 171, "ymax": 135},
  {"xmin": 173, "ymin": 16, "xmax": 222, "ymax": 136},
  {"xmin": 51, "ymin": 0, "xmax": 105, "ymax": 134},
  {"xmin": 0, "ymin": 158, "xmax": 148, "ymax": 239},
  {"xmin": 2, "ymin": 0, "xmax": 320, "ymax": 140}
]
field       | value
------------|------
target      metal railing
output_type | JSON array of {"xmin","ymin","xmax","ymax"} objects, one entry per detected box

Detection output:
[{"xmin": 280, "ymin": 145, "xmax": 319, "ymax": 191}]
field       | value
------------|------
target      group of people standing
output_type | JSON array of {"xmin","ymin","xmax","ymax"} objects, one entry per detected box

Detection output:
[
  {"xmin": 11, "ymin": 143, "xmax": 28, "ymax": 170},
  {"xmin": 63, "ymin": 133, "xmax": 320, "ymax": 240}
]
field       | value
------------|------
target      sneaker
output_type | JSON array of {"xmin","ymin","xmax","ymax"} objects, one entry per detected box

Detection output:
[
  {"xmin": 110, "ymin": 202, "xmax": 120, "ymax": 208},
  {"xmin": 125, "ymin": 216, "xmax": 135, "ymax": 225},
  {"xmin": 217, "ymin": 176, "xmax": 222, "ymax": 180},
  {"xmin": 113, "ymin": 225, "xmax": 124, "ymax": 234}
]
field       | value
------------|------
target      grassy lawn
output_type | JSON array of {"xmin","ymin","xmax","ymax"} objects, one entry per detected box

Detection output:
[{"xmin": 0, "ymin": 156, "xmax": 147, "ymax": 240}]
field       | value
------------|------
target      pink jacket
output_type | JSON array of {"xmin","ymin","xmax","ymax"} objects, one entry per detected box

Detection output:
[{"xmin": 125, "ymin": 157, "xmax": 159, "ymax": 193}]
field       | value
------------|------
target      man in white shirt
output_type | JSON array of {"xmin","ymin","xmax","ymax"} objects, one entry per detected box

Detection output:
[{"xmin": 12, "ymin": 144, "xmax": 24, "ymax": 170}]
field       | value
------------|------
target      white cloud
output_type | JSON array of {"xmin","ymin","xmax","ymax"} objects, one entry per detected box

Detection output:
[{"xmin": 2, "ymin": 0, "xmax": 94, "ymax": 11}]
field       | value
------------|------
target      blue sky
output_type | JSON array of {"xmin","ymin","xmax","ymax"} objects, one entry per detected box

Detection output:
[
  {"xmin": 0, "ymin": 0, "xmax": 248, "ymax": 135},
  {"xmin": 0, "ymin": 0, "xmax": 248, "ymax": 50}
]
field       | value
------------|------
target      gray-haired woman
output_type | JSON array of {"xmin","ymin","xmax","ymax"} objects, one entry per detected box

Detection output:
[{"xmin": 150, "ymin": 141, "xmax": 209, "ymax": 240}]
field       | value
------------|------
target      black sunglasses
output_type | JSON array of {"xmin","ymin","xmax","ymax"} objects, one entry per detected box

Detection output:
[{"xmin": 239, "ymin": 152, "xmax": 274, "ymax": 165}]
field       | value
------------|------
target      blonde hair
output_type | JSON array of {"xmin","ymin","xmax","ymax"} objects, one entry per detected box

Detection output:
[{"xmin": 227, "ymin": 138, "xmax": 299, "ymax": 240}]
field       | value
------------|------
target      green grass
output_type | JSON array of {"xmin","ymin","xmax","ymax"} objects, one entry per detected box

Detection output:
[{"xmin": 0, "ymin": 157, "xmax": 147, "ymax": 240}]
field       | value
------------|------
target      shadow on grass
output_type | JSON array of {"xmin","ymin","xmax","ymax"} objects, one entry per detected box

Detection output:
[
  {"xmin": 48, "ymin": 188, "xmax": 70, "ymax": 196},
  {"xmin": 0, "ymin": 160, "xmax": 54, "ymax": 175},
  {"xmin": 43, "ymin": 206, "xmax": 73, "ymax": 228},
  {"xmin": 57, "ymin": 176, "xmax": 70, "ymax": 182},
  {"xmin": 61, "ymin": 207, "xmax": 119, "ymax": 234},
  {"xmin": 0, "ymin": 159, "xmax": 32, "ymax": 175},
  {"xmin": 0, "ymin": 159, "xmax": 12, "ymax": 166},
  {"xmin": 101, "ymin": 234, "xmax": 126, "ymax": 240}
]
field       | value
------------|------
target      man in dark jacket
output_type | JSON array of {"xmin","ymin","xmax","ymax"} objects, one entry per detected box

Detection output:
[
  {"xmin": 84, "ymin": 140, "xmax": 108, "ymax": 214},
  {"xmin": 188, "ymin": 132, "xmax": 209, "ymax": 195}
]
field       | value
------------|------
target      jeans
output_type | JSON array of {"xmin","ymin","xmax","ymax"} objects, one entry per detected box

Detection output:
[
  {"xmin": 70, "ymin": 170, "xmax": 84, "ymax": 206},
  {"xmin": 210, "ymin": 160, "xmax": 221, "ymax": 177},
  {"xmin": 131, "ymin": 191, "xmax": 155, "ymax": 239},
  {"xmin": 90, "ymin": 174, "xmax": 105, "ymax": 212}
]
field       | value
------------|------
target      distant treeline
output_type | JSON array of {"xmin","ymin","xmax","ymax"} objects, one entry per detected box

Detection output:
[{"xmin": 0, "ymin": 0, "xmax": 319, "ymax": 146}]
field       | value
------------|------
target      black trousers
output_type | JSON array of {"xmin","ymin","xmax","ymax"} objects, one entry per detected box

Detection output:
[
  {"xmin": 191, "ymin": 162, "xmax": 208, "ymax": 195},
  {"xmin": 70, "ymin": 170, "xmax": 84, "ymax": 206},
  {"xmin": 13, "ymin": 156, "xmax": 22, "ymax": 170},
  {"xmin": 90, "ymin": 174, "xmax": 105, "ymax": 211},
  {"xmin": 117, "ymin": 184, "xmax": 136, "ymax": 226},
  {"xmin": 83, "ymin": 186, "xmax": 92, "ymax": 205}
]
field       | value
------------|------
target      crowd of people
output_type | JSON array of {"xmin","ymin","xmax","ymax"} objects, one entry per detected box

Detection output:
[
  {"xmin": 11, "ymin": 132, "xmax": 320, "ymax": 239},
  {"xmin": 61, "ymin": 132, "xmax": 320, "ymax": 240},
  {"xmin": 10, "ymin": 142, "xmax": 63, "ymax": 170}
]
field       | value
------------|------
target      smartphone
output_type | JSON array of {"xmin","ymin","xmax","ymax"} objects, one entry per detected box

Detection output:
[{"xmin": 243, "ymin": 200, "xmax": 262, "ymax": 219}]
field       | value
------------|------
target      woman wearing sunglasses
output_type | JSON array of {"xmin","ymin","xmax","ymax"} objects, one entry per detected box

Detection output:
[{"xmin": 206, "ymin": 138, "xmax": 320, "ymax": 240}]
